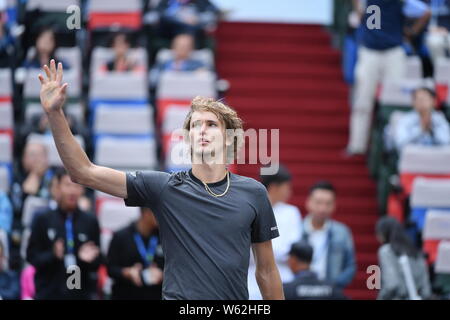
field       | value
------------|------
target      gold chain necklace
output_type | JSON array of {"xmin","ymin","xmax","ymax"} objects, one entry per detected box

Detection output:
[{"xmin": 202, "ymin": 171, "xmax": 230, "ymax": 197}]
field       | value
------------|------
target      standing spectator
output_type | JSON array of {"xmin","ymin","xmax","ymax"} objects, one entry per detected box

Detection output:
[
  {"xmin": 22, "ymin": 27, "xmax": 69, "ymax": 69},
  {"xmin": 283, "ymin": 241, "xmax": 346, "ymax": 300},
  {"xmin": 248, "ymin": 165, "xmax": 303, "ymax": 299},
  {"xmin": 301, "ymin": 181, "xmax": 356, "ymax": 289},
  {"xmin": 426, "ymin": 0, "xmax": 450, "ymax": 66},
  {"xmin": 101, "ymin": 33, "xmax": 144, "ymax": 73},
  {"xmin": 376, "ymin": 216, "xmax": 431, "ymax": 300},
  {"xmin": 394, "ymin": 87, "xmax": 450, "ymax": 151},
  {"xmin": 0, "ymin": 240, "xmax": 20, "ymax": 300},
  {"xmin": 157, "ymin": 0, "xmax": 219, "ymax": 38},
  {"xmin": 107, "ymin": 207, "xmax": 164, "ymax": 300},
  {"xmin": 26, "ymin": 168, "xmax": 101, "ymax": 300},
  {"xmin": 347, "ymin": 0, "xmax": 431, "ymax": 155}
]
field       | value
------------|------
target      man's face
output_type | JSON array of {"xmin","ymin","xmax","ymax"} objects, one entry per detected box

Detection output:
[
  {"xmin": 58, "ymin": 175, "xmax": 83, "ymax": 211},
  {"xmin": 188, "ymin": 111, "xmax": 227, "ymax": 164},
  {"xmin": 22, "ymin": 142, "xmax": 48, "ymax": 173},
  {"xmin": 413, "ymin": 89, "xmax": 434, "ymax": 114},
  {"xmin": 173, "ymin": 35, "xmax": 194, "ymax": 61},
  {"xmin": 306, "ymin": 189, "xmax": 335, "ymax": 222}
]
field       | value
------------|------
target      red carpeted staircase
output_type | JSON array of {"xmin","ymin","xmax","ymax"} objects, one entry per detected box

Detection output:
[{"xmin": 216, "ymin": 22, "xmax": 379, "ymax": 300}]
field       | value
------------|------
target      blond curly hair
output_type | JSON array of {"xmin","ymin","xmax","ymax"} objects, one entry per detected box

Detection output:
[{"xmin": 183, "ymin": 96, "xmax": 244, "ymax": 163}]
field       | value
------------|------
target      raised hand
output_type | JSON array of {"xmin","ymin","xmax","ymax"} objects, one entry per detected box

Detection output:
[{"xmin": 38, "ymin": 59, "xmax": 68, "ymax": 113}]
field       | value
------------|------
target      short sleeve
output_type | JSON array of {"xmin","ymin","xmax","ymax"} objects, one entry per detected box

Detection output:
[
  {"xmin": 124, "ymin": 171, "xmax": 171, "ymax": 208},
  {"xmin": 251, "ymin": 186, "xmax": 280, "ymax": 243}
]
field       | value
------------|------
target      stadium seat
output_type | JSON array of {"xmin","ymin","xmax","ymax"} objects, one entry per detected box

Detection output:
[
  {"xmin": 0, "ymin": 133, "xmax": 12, "ymax": 164},
  {"xmin": 410, "ymin": 178, "xmax": 450, "ymax": 231},
  {"xmin": 398, "ymin": 145, "xmax": 450, "ymax": 195},
  {"xmin": 25, "ymin": 102, "xmax": 84, "ymax": 124},
  {"xmin": 157, "ymin": 71, "xmax": 217, "ymax": 100},
  {"xmin": 0, "ymin": 101, "xmax": 13, "ymax": 131},
  {"xmin": 26, "ymin": 47, "xmax": 82, "ymax": 71},
  {"xmin": 94, "ymin": 135, "xmax": 157, "ymax": 170},
  {"xmin": 436, "ymin": 241, "xmax": 450, "ymax": 274},
  {"xmin": 423, "ymin": 210, "xmax": 450, "ymax": 264},
  {"xmin": 89, "ymin": 72, "xmax": 148, "ymax": 103},
  {"xmin": 0, "ymin": 165, "xmax": 11, "ymax": 193},
  {"xmin": 93, "ymin": 104, "xmax": 154, "ymax": 136},
  {"xmin": 0, "ymin": 68, "xmax": 12, "ymax": 101},
  {"xmin": 26, "ymin": 0, "xmax": 80, "ymax": 12},
  {"xmin": 21, "ymin": 196, "xmax": 49, "ymax": 229},
  {"xmin": 87, "ymin": 0, "xmax": 142, "ymax": 31},
  {"xmin": 435, "ymin": 57, "xmax": 450, "ymax": 85},
  {"xmin": 97, "ymin": 199, "xmax": 140, "ymax": 232},
  {"xmin": 24, "ymin": 69, "xmax": 81, "ymax": 100},
  {"xmin": 379, "ymin": 78, "xmax": 422, "ymax": 107},
  {"xmin": 405, "ymin": 56, "xmax": 423, "ymax": 80}
]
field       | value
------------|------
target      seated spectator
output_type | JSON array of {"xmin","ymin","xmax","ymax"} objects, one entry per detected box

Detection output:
[
  {"xmin": 394, "ymin": 87, "xmax": 450, "ymax": 151},
  {"xmin": 157, "ymin": 0, "xmax": 219, "ymax": 38},
  {"xmin": 22, "ymin": 27, "xmax": 69, "ymax": 69},
  {"xmin": 425, "ymin": 0, "xmax": 450, "ymax": 66},
  {"xmin": 301, "ymin": 181, "xmax": 356, "ymax": 289},
  {"xmin": 248, "ymin": 165, "xmax": 303, "ymax": 300},
  {"xmin": 107, "ymin": 207, "xmax": 163, "ymax": 300},
  {"xmin": 376, "ymin": 216, "xmax": 432, "ymax": 300},
  {"xmin": 0, "ymin": 240, "xmax": 20, "ymax": 300},
  {"xmin": 101, "ymin": 32, "xmax": 144, "ymax": 73},
  {"xmin": 0, "ymin": 6, "xmax": 14, "ymax": 68},
  {"xmin": 11, "ymin": 141, "xmax": 53, "ymax": 218},
  {"xmin": 150, "ymin": 33, "xmax": 206, "ymax": 87},
  {"xmin": 283, "ymin": 241, "xmax": 346, "ymax": 300},
  {"xmin": 26, "ymin": 168, "xmax": 101, "ymax": 300}
]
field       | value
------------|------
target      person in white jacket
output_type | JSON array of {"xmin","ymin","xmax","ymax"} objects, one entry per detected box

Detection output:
[{"xmin": 248, "ymin": 165, "xmax": 303, "ymax": 300}]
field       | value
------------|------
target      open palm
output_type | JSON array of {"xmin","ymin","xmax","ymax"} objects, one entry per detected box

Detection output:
[{"xmin": 38, "ymin": 59, "xmax": 68, "ymax": 113}]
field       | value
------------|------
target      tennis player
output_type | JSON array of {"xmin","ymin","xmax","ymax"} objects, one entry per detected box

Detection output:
[{"xmin": 38, "ymin": 59, "xmax": 284, "ymax": 300}]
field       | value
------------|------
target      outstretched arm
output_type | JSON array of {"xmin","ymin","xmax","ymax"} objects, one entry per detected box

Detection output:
[
  {"xmin": 252, "ymin": 240, "xmax": 284, "ymax": 300},
  {"xmin": 39, "ymin": 59, "xmax": 127, "ymax": 198}
]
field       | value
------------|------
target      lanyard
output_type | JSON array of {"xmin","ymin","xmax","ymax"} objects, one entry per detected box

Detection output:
[
  {"xmin": 134, "ymin": 233, "xmax": 158, "ymax": 268},
  {"xmin": 65, "ymin": 214, "xmax": 75, "ymax": 255}
]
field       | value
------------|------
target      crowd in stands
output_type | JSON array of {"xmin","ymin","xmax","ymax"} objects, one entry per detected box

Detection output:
[
  {"xmin": 336, "ymin": 0, "xmax": 450, "ymax": 299},
  {"xmin": 1, "ymin": 0, "xmax": 450, "ymax": 300}
]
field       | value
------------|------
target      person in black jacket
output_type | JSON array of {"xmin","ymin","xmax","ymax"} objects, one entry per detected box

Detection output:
[
  {"xmin": 283, "ymin": 241, "xmax": 346, "ymax": 300},
  {"xmin": 107, "ymin": 207, "xmax": 163, "ymax": 300},
  {"xmin": 26, "ymin": 168, "xmax": 101, "ymax": 300}
]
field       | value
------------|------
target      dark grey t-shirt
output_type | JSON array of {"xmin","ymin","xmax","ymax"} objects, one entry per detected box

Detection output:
[{"xmin": 124, "ymin": 169, "xmax": 279, "ymax": 300}]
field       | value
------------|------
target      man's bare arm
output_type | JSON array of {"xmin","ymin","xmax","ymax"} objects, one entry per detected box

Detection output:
[
  {"xmin": 252, "ymin": 240, "xmax": 284, "ymax": 300},
  {"xmin": 39, "ymin": 59, "xmax": 127, "ymax": 198}
]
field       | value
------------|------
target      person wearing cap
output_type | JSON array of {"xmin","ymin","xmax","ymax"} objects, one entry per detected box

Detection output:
[
  {"xmin": 283, "ymin": 241, "xmax": 346, "ymax": 300},
  {"xmin": 394, "ymin": 87, "xmax": 450, "ymax": 151}
]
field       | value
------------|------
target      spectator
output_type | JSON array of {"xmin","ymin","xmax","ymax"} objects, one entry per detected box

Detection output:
[
  {"xmin": 150, "ymin": 33, "xmax": 207, "ymax": 88},
  {"xmin": 22, "ymin": 27, "xmax": 69, "ymax": 69},
  {"xmin": 283, "ymin": 241, "xmax": 346, "ymax": 300},
  {"xmin": 394, "ymin": 87, "xmax": 450, "ymax": 151},
  {"xmin": 157, "ymin": 0, "xmax": 219, "ymax": 38},
  {"xmin": 248, "ymin": 165, "xmax": 303, "ymax": 300},
  {"xmin": 376, "ymin": 216, "xmax": 432, "ymax": 300},
  {"xmin": 102, "ymin": 33, "xmax": 144, "ymax": 73},
  {"xmin": 107, "ymin": 207, "xmax": 163, "ymax": 300},
  {"xmin": 301, "ymin": 181, "xmax": 356, "ymax": 289},
  {"xmin": 0, "ymin": 5, "xmax": 14, "ymax": 68},
  {"xmin": 346, "ymin": 0, "xmax": 431, "ymax": 155},
  {"xmin": 425, "ymin": 0, "xmax": 450, "ymax": 66},
  {"xmin": 26, "ymin": 168, "xmax": 101, "ymax": 300},
  {"xmin": 11, "ymin": 141, "xmax": 53, "ymax": 217},
  {"xmin": 0, "ymin": 240, "xmax": 20, "ymax": 300}
]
